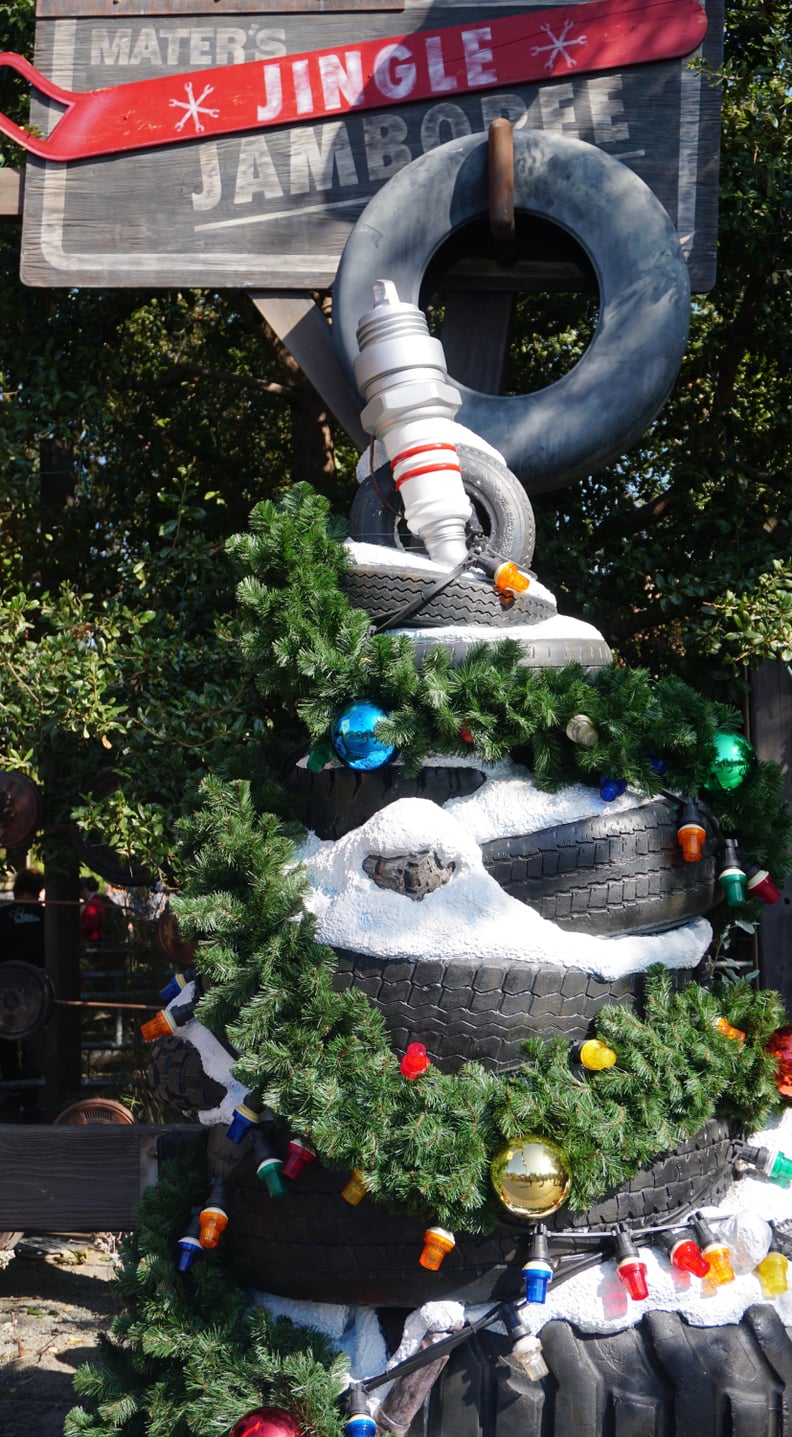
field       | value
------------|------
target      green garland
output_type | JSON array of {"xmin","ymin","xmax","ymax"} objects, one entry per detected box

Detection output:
[
  {"xmin": 66, "ymin": 485, "xmax": 792, "ymax": 1437},
  {"xmin": 172, "ymin": 778, "xmax": 785, "ymax": 1233},
  {"xmin": 67, "ymin": 1151, "xmax": 347, "ymax": 1437},
  {"xmin": 229, "ymin": 485, "xmax": 792, "ymax": 885},
  {"xmin": 173, "ymin": 485, "xmax": 790, "ymax": 1226}
]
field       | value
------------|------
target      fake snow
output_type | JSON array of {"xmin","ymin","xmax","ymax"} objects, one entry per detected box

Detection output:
[
  {"xmin": 294, "ymin": 763, "xmax": 712, "ymax": 980},
  {"xmin": 166, "ymin": 984, "xmax": 248, "ymax": 1126}
]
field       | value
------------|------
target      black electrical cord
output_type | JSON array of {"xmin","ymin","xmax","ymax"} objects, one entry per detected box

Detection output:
[
  {"xmin": 360, "ymin": 1299, "xmax": 505, "ymax": 1392},
  {"xmin": 340, "ymin": 1157, "xmax": 755, "ymax": 1413}
]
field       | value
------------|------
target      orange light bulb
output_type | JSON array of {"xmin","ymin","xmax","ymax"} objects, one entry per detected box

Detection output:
[
  {"xmin": 140, "ymin": 1009, "xmax": 176, "ymax": 1042},
  {"xmin": 419, "ymin": 1227, "xmax": 455, "ymax": 1270},
  {"xmin": 198, "ymin": 1206, "xmax": 228, "ymax": 1249},
  {"xmin": 713, "ymin": 1016, "xmax": 746, "ymax": 1043},
  {"xmin": 341, "ymin": 1169, "xmax": 369, "ymax": 1206},
  {"xmin": 494, "ymin": 561, "xmax": 531, "ymax": 595}
]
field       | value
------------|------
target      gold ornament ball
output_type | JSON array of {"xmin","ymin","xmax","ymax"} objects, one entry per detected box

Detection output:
[{"xmin": 491, "ymin": 1135, "xmax": 572, "ymax": 1218}]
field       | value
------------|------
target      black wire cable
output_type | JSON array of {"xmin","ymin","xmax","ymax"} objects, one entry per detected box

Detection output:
[
  {"xmin": 344, "ymin": 1159, "xmax": 751, "ymax": 1408},
  {"xmin": 360, "ymin": 1299, "xmax": 506, "ymax": 1392}
]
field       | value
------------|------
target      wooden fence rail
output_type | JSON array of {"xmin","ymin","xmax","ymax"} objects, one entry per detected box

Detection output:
[{"xmin": 0, "ymin": 1123, "xmax": 198, "ymax": 1231}]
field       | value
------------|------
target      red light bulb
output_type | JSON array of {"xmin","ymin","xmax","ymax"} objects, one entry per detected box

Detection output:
[
  {"xmin": 400, "ymin": 1043, "xmax": 430, "ymax": 1079},
  {"xmin": 617, "ymin": 1256, "xmax": 649, "ymax": 1300},
  {"xmin": 614, "ymin": 1229, "xmax": 648, "ymax": 1300},
  {"xmin": 747, "ymin": 867, "xmax": 782, "ymax": 904},
  {"xmin": 668, "ymin": 1237, "xmax": 710, "ymax": 1278},
  {"xmin": 281, "ymin": 1140, "xmax": 316, "ymax": 1181}
]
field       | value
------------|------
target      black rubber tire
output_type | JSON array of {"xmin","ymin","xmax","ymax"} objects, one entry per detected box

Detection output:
[
  {"xmin": 343, "ymin": 562, "xmax": 556, "ymax": 629},
  {"xmin": 405, "ymin": 629, "xmax": 613, "ymax": 672},
  {"xmin": 207, "ymin": 1116, "xmax": 736, "ymax": 1308},
  {"xmin": 146, "ymin": 1034, "xmax": 227, "ymax": 1116},
  {"xmin": 350, "ymin": 443, "xmax": 536, "ymax": 568},
  {"xmin": 331, "ymin": 951, "xmax": 701, "ymax": 1072},
  {"xmin": 480, "ymin": 796, "xmax": 720, "ymax": 937},
  {"xmin": 284, "ymin": 762, "xmax": 487, "ymax": 841},
  {"xmin": 333, "ymin": 130, "xmax": 690, "ymax": 492},
  {"xmin": 406, "ymin": 1304, "xmax": 792, "ymax": 1437}
]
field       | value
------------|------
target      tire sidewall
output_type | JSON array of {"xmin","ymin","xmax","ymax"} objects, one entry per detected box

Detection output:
[{"xmin": 350, "ymin": 442, "xmax": 535, "ymax": 567}]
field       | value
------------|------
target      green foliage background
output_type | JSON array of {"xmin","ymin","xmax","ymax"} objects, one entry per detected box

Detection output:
[{"xmin": 0, "ymin": 0, "xmax": 790, "ymax": 872}]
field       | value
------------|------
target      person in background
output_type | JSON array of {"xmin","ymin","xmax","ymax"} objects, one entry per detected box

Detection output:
[
  {"xmin": 0, "ymin": 867, "xmax": 45, "ymax": 965},
  {"xmin": 79, "ymin": 876, "xmax": 109, "ymax": 942},
  {"xmin": 0, "ymin": 867, "xmax": 46, "ymax": 1118}
]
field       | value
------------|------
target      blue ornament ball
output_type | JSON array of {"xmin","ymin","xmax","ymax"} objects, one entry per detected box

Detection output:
[{"xmin": 331, "ymin": 701, "xmax": 395, "ymax": 771}]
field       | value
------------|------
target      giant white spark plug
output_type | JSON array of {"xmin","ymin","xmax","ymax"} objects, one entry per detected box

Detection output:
[{"xmin": 352, "ymin": 280, "xmax": 471, "ymax": 566}]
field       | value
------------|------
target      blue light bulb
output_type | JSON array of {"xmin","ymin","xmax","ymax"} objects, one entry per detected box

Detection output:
[
  {"xmin": 344, "ymin": 1418, "xmax": 376, "ymax": 1437},
  {"xmin": 176, "ymin": 1235, "xmax": 202, "ymax": 1273},
  {"xmin": 522, "ymin": 1258, "xmax": 553, "ymax": 1304}
]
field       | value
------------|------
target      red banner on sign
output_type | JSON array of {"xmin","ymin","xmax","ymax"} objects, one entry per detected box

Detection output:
[{"xmin": 0, "ymin": 0, "xmax": 707, "ymax": 164}]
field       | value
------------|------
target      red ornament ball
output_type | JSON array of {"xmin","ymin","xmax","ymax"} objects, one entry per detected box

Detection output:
[
  {"xmin": 766, "ymin": 1026, "xmax": 792, "ymax": 1098},
  {"xmin": 228, "ymin": 1409, "xmax": 303, "ymax": 1437}
]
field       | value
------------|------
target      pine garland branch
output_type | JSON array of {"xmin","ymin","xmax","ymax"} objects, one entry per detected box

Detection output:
[
  {"xmin": 227, "ymin": 486, "xmax": 792, "ymax": 883},
  {"xmin": 164, "ymin": 781, "xmax": 786, "ymax": 1233}
]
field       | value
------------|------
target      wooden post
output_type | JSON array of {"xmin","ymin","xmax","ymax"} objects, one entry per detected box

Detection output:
[
  {"xmin": 748, "ymin": 660, "xmax": 792, "ymax": 1015},
  {"xmin": 42, "ymin": 805, "xmax": 83, "ymax": 1120}
]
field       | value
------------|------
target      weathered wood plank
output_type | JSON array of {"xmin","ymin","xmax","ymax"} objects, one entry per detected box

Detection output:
[
  {"xmin": 251, "ymin": 292, "xmax": 368, "ymax": 448},
  {"xmin": 0, "ymin": 169, "xmax": 22, "ymax": 220},
  {"xmin": 20, "ymin": 0, "xmax": 724, "ymax": 291},
  {"xmin": 0, "ymin": 1124, "xmax": 198, "ymax": 1230},
  {"xmin": 749, "ymin": 660, "xmax": 792, "ymax": 1015}
]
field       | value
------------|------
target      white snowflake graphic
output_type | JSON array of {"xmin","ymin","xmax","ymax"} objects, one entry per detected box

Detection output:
[
  {"xmin": 169, "ymin": 82, "xmax": 220, "ymax": 135},
  {"xmin": 531, "ymin": 18, "xmax": 588, "ymax": 71}
]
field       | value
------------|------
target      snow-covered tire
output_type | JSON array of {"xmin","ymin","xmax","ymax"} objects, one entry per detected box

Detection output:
[
  {"xmin": 284, "ymin": 762, "xmax": 487, "ymax": 841},
  {"xmin": 481, "ymin": 796, "xmax": 720, "ymax": 936},
  {"xmin": 207, "ymin": 1115, "xmax": 736, "ymax": 1308},
  {"xmin": 350, "ymin": 444, "xmax": 535, "ymax": 568},
  {"xmin": 334, "ymin": 130, "xmax": 690, "ymax": 491},
  {"xmin": 405, "ymin": 629, "xmax": 613, "ymax": 671},
  {"xmin": 146, "ymin": 1035, "xmax": 226, "ymax": 1116},
  {"xmin": 343, "ymin": 562, "xmax": 556, "ymax": 628}
]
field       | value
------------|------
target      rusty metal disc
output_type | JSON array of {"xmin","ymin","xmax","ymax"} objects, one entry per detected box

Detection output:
[
  {"xmin": 0, "ymin": 773, "xmax": 43, "ymax": 850},
  {"xmin": 53, "ymin": 1097, "xmax": 136, "ymax": 1125},
  {"xmin": 0, "ymin": 961, "xmax": 53, "ymax": 1039},
  {"xmin": 156, "ymin": 907, "xmax": 197, "ymax": 965}
]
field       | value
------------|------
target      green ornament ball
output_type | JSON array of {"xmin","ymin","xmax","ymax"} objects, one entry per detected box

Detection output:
[
  {"xmin": 703, "ymin": 729, "xmax": 757, "ymax": 795},
  {"xmin": 490, "ymin": 1134, "xmax": 572, "ymax": 1219}
]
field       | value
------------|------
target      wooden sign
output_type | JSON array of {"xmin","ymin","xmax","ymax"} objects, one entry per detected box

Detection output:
[{"xmin": 19, "ymin": 0, "xmax": 723, "ymax": 290}]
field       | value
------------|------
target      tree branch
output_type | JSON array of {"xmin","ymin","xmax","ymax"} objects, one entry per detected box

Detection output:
[{"xmin": 131, "ymin": 361, "xmax": 297, "ymax": 404}]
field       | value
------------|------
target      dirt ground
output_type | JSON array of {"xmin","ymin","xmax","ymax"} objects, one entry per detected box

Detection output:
[{"xmin": 0, "ymin": 1235, "xmax": 120, "ymax": 1437}]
